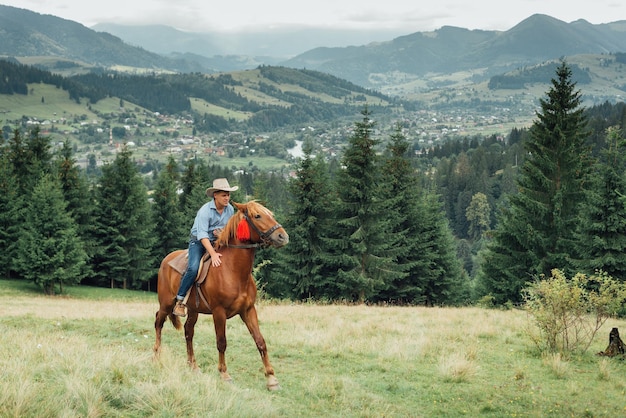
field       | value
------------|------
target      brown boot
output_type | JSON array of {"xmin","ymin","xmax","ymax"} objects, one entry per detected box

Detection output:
[{"xmin": 173, "ymin": 301, "xmax": 187, "ymax": 317}]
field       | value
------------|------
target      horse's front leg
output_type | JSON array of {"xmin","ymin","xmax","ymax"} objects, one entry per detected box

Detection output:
[
  {"xmin": 212, "ymin": 308, "xmax": 232, "ymax": 382},
  {"xmin": 241, "ymin": 305, "xmax": 280, "ymax": 390},
  {"xmin": 184, "ymin": 312, "xmax": 199, "ymax": 371}
]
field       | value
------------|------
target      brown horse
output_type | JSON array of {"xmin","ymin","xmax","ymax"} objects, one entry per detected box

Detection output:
[{"xmin": 153, "ymin": 200, "xmax": 289, "ymax": 390}]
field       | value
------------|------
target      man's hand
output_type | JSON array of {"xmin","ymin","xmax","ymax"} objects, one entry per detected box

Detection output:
[{"xmin": 211, "ymin": 252, "xmax": 223, "ymax": 267}]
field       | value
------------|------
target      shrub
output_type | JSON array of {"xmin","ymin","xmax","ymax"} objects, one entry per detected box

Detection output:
[{"xmin": 522, "ymin": 269, "xmax": 626, "ymax": 354}]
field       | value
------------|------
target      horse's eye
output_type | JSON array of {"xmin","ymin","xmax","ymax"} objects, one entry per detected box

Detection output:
[{"xmin": 254, "ymin": 214, "xmax": 262, "ymax": 219}]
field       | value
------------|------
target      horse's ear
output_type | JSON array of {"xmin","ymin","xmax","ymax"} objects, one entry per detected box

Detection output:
[{"xmin": 233, "ymin": 201, "xmax": 244, "ymax": 212}]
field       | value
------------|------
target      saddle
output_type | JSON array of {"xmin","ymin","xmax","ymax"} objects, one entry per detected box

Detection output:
[{"xmin": 168, "ymin": 250, "xmax": 211, "ymax": 285}]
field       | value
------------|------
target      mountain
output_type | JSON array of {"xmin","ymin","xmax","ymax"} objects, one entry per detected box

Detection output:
[
  {"xmin": 282, "ymin": 14, "xmax": 626, "ymax": 87},
  {"xmin": 0, "ymin": 57, "xmax": 399, "ymax": 134},
  {"xmin": 90, "ymin": 22, "xmax": 408, "ymax": 58},
  {"xmin": 0, "ymin": 5, "xmax": 204, "ymax": 72},
  {"xmin": 2, "ymin": 4, "xmax": 626, "ymax": 94}
]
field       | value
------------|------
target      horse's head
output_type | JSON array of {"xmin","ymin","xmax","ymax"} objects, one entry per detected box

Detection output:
[{"xmin": 217, "ymin": 201, "xmax": 289, "ymax": 248}]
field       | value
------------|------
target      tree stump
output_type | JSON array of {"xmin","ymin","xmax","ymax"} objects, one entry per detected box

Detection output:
[{"xmin": 597, "ymin": 327, "xmax": 625, "ymax": 357}]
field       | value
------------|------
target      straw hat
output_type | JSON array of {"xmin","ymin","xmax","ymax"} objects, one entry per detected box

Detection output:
[{"xmin": 205, "ymin": 178, "xmax": 239, "ymax": 197}]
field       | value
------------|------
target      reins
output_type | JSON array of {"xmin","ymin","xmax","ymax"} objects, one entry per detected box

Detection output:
[{"xmin": 225, "ymin": 243, "xmax": 260, "ymax": 249}]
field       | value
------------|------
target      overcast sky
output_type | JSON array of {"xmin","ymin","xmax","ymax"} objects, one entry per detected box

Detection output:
[{"xmin": 4, "ymin": 0, "xmax": 626, "ymax": 34}]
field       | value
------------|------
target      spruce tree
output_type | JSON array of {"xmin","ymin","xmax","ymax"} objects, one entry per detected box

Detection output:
[
  {"xmin": 6, "ymin": 128, "xmax": 29, "ymax": 190},
  {"xmin": 0, "ymin": 151, "xmax": 22, "ymax": 278},
  {"xmin": 377, "ymin": 125, "xmax": 464, "ymax": 305},
  {"xmin": 15, "ymin": 174, "xmax": 87, "ymax": 294},
  {"xmin": 152, "ymin": 155, "xmax": 187, "ymax": 261},
  {"xmin": 574, "ymin": 127, "xmax": 626, "ymax": 280},
  {"xmin": 57, "ymin": 141, "xmax": 95, "ymax": 279},
  {"xmin": 466, "ymin": 192, "xmax": 491, "ymax": 240},
  {"xmin": 183, "ymin": 179, "xmax": 213, "ymax": 226},
  {"xmin": 478, "ymin": 61, "xmax": 593, "ymax": 304},
  {"xmin": 92, "ymin": 146, "xmax": 156, "ymax": 289},
  {"xmin": 375, "ymin": 125, "xmax": 417, "ymax": 302},
  {"xmin": 331, "ymin": 107, "xmax": 403, "ymax": 302},
  {"xmin": 418, "ymin": 192, "xmax": 466, "ymax": 305},
  {"xmin": 26, "ymin": 126, "xmax": 53, "ymax": 177},
  {"xmin": 178, "ymin": 158, "xmax": 201, "ymax": 213},
  {"xmin": 7, "ymin": 127, "xmax": 53, "ymax": 194},
  {"xmin": 252, "ymin": 171, "xmax": 289, "ymax": 218},
  {"xmin": 266, "ymin": 139, "xmax": 337, "ymax": 299}
]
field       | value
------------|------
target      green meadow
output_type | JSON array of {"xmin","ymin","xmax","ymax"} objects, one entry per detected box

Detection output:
[{"xmin": 1, "ymin": 280, "xmax": 625, "ymax": 417}]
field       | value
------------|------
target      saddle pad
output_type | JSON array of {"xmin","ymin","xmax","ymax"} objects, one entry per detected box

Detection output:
[
  {"xmin": 168, "ymin": 250, "xmax": 189, "ymax": 275},
  {"xmin": 168, "ymin": 250, "xmax": 211, "ymax": 284}
]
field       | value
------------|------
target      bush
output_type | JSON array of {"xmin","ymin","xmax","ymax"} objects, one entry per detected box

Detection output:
[{"xmin": 522, "ymin": 269, "xmax": 626, "ymax": 354}]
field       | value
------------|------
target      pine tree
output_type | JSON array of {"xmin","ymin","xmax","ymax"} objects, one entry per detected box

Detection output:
[
  {"xmin": 15, "ymin": 174, "xmax": 87, "ymax": 294},
  {"xmin": 26, "ymin": 126, "xmax": 53, "ymax": 177},
  {"xmin": 56, "ymin": 141, "xmax": 95, "ymax": 279},
  {"xmin": 6, "ymin": 127, "xmax": 53, "ymax": 194},
  {"xmin": 179, "ymin": 158, "xmax": 201, "ymax": 213},
  {"xmin": 183, "ymin": 179, "xmax": 212, "ymax": 227},
  {"xmin": 152, "ymin": 155, "xmax": 187, "ymax": 261},
  {"xmin": 92, "ymin": 146, "xmax": 156, "ymax": 289},
  {"xmin": 5, "ymin": 127, "xmax": 59, "ymax": 281},
  {"xmin": 0, "ymin": 151, "xmax": 22, "ymax": 278},
  {"xmin": 6, "ymin": 128, "xmax": 29, "ymax": 190},
  {"xmin": 466, "ymin": 192, "xmax": 491, "ymax": 240},
  {"xmin": 252, "ymin": 171, "xmax": 289, "ymax": 218},
  {"xmin": 574, "ymin": 127, "xmax": 626, "ymax": 280},
  {"xmin": 266, "ymin": 139, "xmax": 338, "ymax": 299},
  {"xmin": 332, "ymin": 107, "xmax": 403, "ymax": 302},
  {"xmin": 375, "ymin": 125, "xmax": 417, "ymax": 302},
  {"xmin": 478, "ymin": 61, "xmax": 593, "ymax": 304},
  {"xmin": 377, "ymin": 125, "xmax": 464, "ymax": 305},
  {"xmin": 418, "ymin": 192, "xmax": 466, "ymax": 305}
]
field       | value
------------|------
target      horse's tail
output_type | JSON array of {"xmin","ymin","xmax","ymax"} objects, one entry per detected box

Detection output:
[
  {"xmin": 168, "ymin": 313, "xmax": 182, "ymax": 330},
  {"xmin": 158, "ymin": 250, "xmax": 185, "ymax": 331}
]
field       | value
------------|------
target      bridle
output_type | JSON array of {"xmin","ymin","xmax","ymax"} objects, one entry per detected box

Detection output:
[
  {"xmin": 195, "ymin": 206, "xmax": 285, "ymax": 309},
  {"xmin": 195, "ymin": 208, "xmax": 283, "ymax": 308},
  {"xmin": 228, "ymin": 209, "xmax": 283, "ymax": 249}
]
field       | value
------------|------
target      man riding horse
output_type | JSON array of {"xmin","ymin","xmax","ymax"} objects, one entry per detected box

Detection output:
[{"xmin": 174, "ymin": 178, "xmax": 238, "ymax": 316}]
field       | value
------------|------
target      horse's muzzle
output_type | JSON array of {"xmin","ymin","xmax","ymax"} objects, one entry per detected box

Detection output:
[{"xmin": 272, "ymin": 231, "xmax": 289, "ymax": 248}]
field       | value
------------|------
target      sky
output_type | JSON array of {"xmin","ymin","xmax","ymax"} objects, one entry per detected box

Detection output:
[{"xmin": 3, "ymin": 0, "xmax": 626, "ymax": 34}]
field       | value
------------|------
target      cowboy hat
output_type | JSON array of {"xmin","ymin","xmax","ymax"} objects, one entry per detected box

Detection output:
[{"xmin": 205, "ymin": 178, "xmax": 239, "ymax": 196}]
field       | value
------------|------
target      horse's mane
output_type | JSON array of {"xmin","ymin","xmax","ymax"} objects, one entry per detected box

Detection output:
[{"xmin": 215, "ymin": 201, "xmax": 274, "ymax": 248}]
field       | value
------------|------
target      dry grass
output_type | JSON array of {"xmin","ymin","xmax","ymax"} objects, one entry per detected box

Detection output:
[
  {"xmin": 0, "ymin": 295, "xmax": 152, "ymax": 319},
  {"xmin": 1, "ymin": 286, "xmax": 626, "ymax": 417}
]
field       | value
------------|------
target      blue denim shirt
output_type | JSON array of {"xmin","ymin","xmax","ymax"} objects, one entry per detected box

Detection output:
[{"xmin": 190, "ymin": 200, "xmax": 234, "ymax": 242}]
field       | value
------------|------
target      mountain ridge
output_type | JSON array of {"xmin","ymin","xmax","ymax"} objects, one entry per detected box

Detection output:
[
  {"xmin": 0, "ymin": 5, "xmax": 204, "ymax": 72},
  {"xmin": 282, "ymin": 14, "xmax": 626, "ymax": 87},
  {"xmin": 2, "ymin": 5, "xmax": 626, "ymax": 94}
]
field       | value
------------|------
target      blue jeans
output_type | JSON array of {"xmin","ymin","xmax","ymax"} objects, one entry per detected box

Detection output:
[{"xmin": 176, "ymin": 239, "xmax": 207, "ymax": 300}]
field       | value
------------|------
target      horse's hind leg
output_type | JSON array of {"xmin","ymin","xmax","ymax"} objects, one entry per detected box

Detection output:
[
  {"xmin": 153, "ymin": 308, "xmax": 167, "ymax": 359},
  {"xmin": 241, "ymin": 305, "xmax": 280, "ymax": 390}
]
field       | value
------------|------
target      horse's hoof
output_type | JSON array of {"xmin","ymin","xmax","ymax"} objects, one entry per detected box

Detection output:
[
  {"xmin": 266, "ymin": 375, "xmax": 280, "ymax": 391},
  {"xmin": 220, "ymin": 373, "xmax": 233, "ymax": 383}
]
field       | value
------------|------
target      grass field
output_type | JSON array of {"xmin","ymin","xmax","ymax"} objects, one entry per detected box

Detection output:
[{"xmin": 1, "ymin": 279, "xmax": 625, "ymax": 417}]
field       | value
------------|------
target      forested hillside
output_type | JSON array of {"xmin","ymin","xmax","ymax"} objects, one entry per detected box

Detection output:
[
  {"xmin": 2, "ymin": 62, "xmax": 626, "ymax": 307},
  {"xmin": 0, "ymin": 59, "xmax": 399, "ymax": 133}
]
